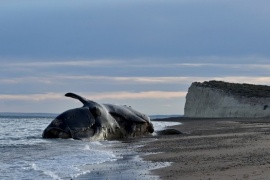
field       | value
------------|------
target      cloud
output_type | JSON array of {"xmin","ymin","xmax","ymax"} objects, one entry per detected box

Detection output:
[
  {"xmin": 0, "ymin": 77, "xmax": 55, "ymax": 84},
  {"xmin": 214, "ymin": 76, "xmax": 270, "ymax": 85},
  {"xmin": 0, "ymin": 93, "xmax": 63, "ymax": 101},
  {"xmin": 2, "ymin": 56, "xmax": 270, "ymax": 68},
  {"xmin": 1, "ymin": 75, "xmax": 270, "ymax": 85},
  {"xmin": 94, "ymin": 76, "xmax": 196, "ymax": 84},
  {"xmin": 88, "ymin": 91, "xmax": 187, "ymax": 100},
  {"xmin": 0, "ymin": 91, "xmax": 186, "ymax": 101},
  {"xmin": 1, "ymin": 60, "xmax": 124, "ymax": 68},
  {"xmin": 0, "ymin": 75, "xmax": 190, "ymax": 85},
  {"xmin": 176, "ymin": 63, "xmax": 270, "ymax": 70},
  {"xmin": 1, "ymin": 74, "xmax": 269, "ymax": 101}
]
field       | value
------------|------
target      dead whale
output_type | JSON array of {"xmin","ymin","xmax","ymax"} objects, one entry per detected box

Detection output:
[{"xmin": 42, "ymin": 93, "xmax": 154, "ymax": 140}]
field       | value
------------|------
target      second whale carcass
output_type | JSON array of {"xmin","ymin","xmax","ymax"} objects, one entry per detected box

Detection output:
[{"xmin": 42, "ymin": 93, "xmax": 154, "ymax": 140}]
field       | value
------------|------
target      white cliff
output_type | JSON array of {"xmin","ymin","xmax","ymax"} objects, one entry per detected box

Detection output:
[{"xmin": 184, "ymin": 81, "xmax": 270, "ymax": 118}]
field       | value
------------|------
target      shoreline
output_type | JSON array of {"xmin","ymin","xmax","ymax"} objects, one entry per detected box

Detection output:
[
  {"xmin": 76, "ymin": 132, "xmax": 171, "ymax": 180},
  {"xmin": 139, "ymin": 117, "xmax": 270, "ymax": 180},
  {"xmin": 75, "ymin": 117, "xmax": 270, "ymax": 180},
  {"xmin": 77, "ymin": 153, "xmax": 164, "ymax": 180}
]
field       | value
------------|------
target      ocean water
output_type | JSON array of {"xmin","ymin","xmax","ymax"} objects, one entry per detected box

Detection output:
[{"xmin": 0, "ymin": 114, "xmax": 181, "ymax": 180}]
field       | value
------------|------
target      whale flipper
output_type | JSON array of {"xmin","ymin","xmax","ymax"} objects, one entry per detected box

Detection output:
[
  {"xmin": 65, "ymin": 92, "xmax": 88, "ymax": 105},
  {"xmin": 104, "ymin": 104, "xmax": 146, "ymax": 123}
]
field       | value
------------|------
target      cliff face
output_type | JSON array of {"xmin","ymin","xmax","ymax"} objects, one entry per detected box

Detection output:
[{"xmin": 184, "ymin": 81, "xmax": 270, "ymax": 118}]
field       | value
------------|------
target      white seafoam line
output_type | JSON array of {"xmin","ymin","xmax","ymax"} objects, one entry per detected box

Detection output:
[
  {"xmin": 27, "ymin": 141, "xmax": 118, "ymax": 180},
  {"xmin": 31, "ymin": 163, "xmax": 61, "ymax": 180},
  {"xmin": 152, "ymin": 121, "xmax": 182, "ymax": 131},
  {"xmin": 26, "ymin": 121, "xmax": 181, "ymax": 180}
]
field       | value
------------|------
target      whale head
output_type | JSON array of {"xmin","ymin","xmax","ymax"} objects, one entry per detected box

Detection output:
[{"xmin": 42, "ymin": 107, "xmax": 98, "ymax": 139}]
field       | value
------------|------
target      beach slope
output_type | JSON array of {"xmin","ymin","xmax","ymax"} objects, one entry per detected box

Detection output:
[{"xmin": 140, "ymin": 117, "xmax": 270, "ymax": 180}]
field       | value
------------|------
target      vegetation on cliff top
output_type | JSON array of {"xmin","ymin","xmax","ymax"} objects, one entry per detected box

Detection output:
[{"xmin": 194, "ymin": 80, "xmax": 270, "ymax": 98}]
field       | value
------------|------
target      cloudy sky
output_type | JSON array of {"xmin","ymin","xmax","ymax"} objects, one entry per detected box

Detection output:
[{"xmin": 1, "ymin": 0, "xmax": 270, "ymax": 115}]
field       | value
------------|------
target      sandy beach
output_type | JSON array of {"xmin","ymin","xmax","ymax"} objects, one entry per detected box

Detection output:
[
  {"xmin": 138, "ymin": 117, "xmax": 270, "ymax": 180},
  {"xmin": 77, "ymin": 117, "xmax": 270, "ymax": 180}
]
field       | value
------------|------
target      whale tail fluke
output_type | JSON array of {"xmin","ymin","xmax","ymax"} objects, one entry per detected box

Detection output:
[{"xmin": 65, "ymin": 92, "xmax": 88, "ymax": 105}]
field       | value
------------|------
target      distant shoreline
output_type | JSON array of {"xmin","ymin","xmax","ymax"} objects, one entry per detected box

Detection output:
[{"xmin": 0, "ymin": 112, "xmax": 58, "ymax": 118}]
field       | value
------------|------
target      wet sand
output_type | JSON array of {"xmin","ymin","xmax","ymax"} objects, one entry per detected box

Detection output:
[
  {"xmin": 78, "ymin": 117, "xmax": 270, "ymax": 179},
  {"xmin": 77, "ymin": 137, "xmax": 169, "ymax": 180},
  {"xmin": 77, "ymin": 153, "xmax": 163, "ymax": 180},
  {"xmin": 139, "ymin": 117, "xmax": 270, "ymax": 180}
]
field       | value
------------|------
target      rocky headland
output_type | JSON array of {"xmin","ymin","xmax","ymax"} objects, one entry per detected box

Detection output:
[{"xmin": 184, "ymin": 80, "xmax": 270, "ymax": 118}]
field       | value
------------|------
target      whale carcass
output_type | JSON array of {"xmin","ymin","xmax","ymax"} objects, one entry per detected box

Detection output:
[{"xmin": 42, "ymin": 93, "xmax": 154, "ymax": 140}]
